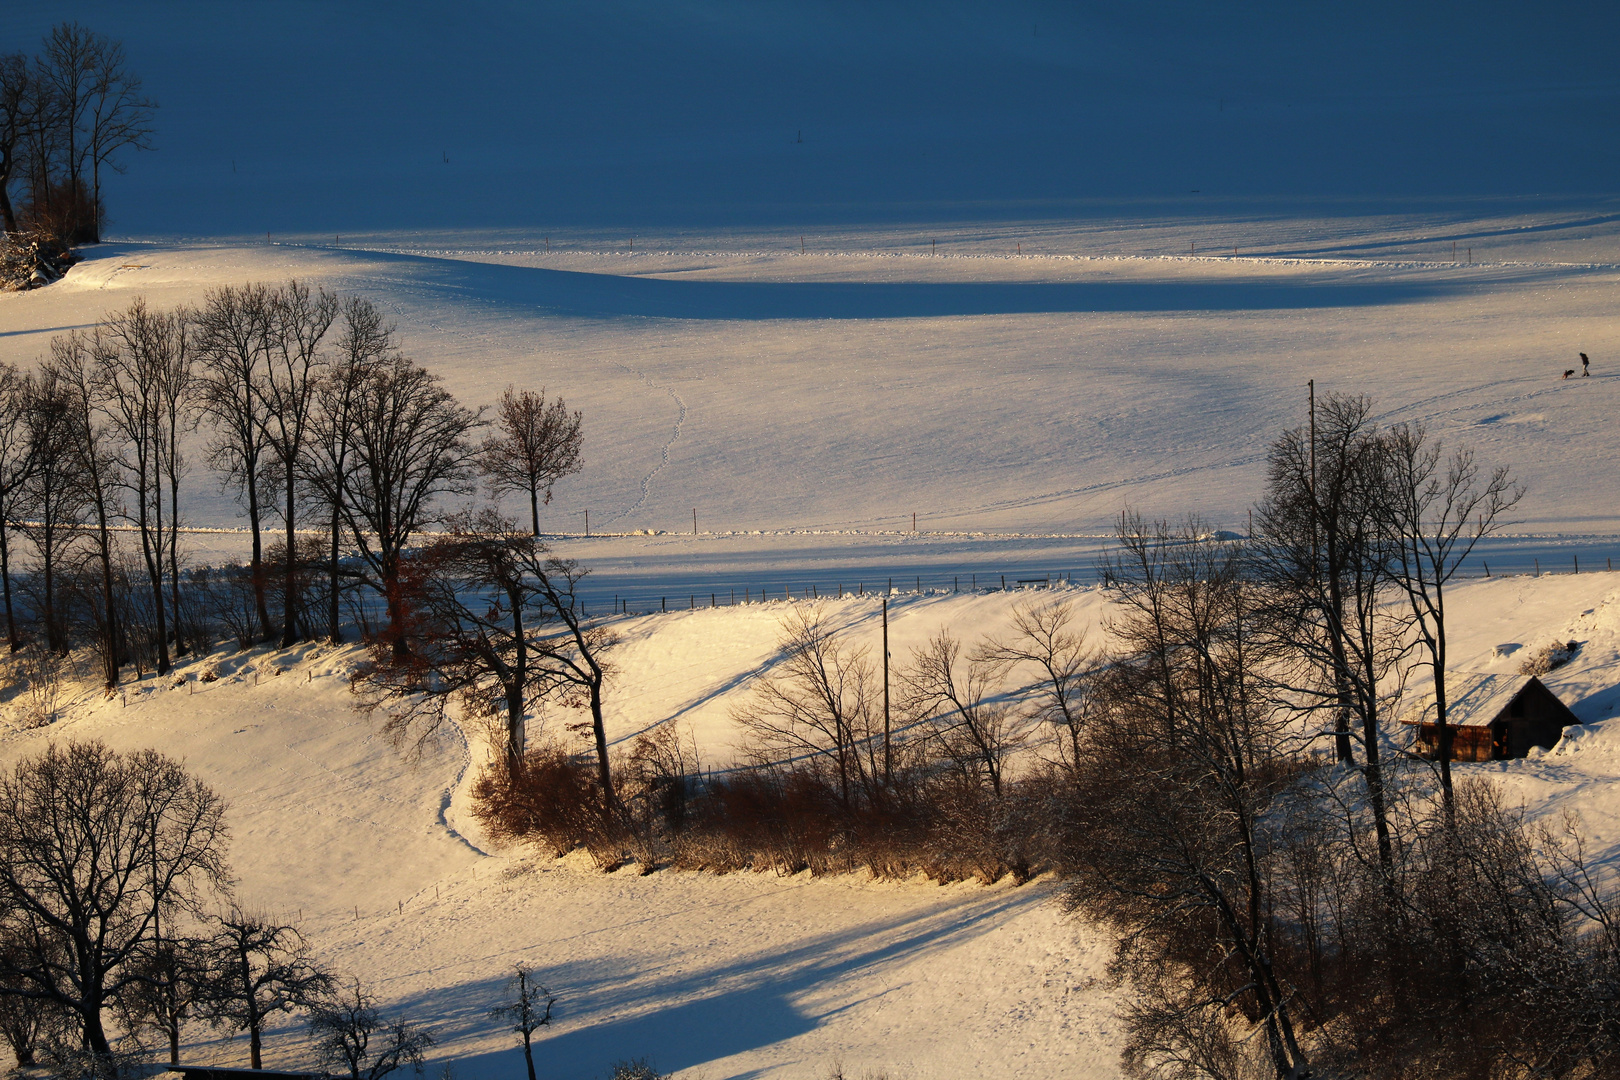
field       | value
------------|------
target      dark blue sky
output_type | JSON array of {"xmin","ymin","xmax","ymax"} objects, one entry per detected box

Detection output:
[{"xmin": 4, "ymin": 1, "xmax": 1617, "ymax": 233}]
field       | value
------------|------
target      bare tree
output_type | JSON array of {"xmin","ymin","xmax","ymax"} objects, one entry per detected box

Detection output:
[
  {"xmin": 0, "ymin": 926, "xmax": 69, "ymax": 1068},
  {"xmin": 338, "ymin": 352, "xmax": 482, "ymax": 656},
  {"xmin": 0, "ymin": 52, "xmax": 38, "ymax": 235},
  {"xmin": 1252, "ymin": 393, "xmax": 1409, "ymax": 871},
  {"xmin": 308, "ymin": 980, "xmax": 436, "ymax": 1080},
  {"xmin": 526, "ymin": 555, "xmax": 620, "ymax": 810},
  {"xmin": 490, "ymin": 963, "xmax": 557, "ymax": 1080},
  {"xmin": 96, "ymin": 297, "xmax": 190, "ymax": 674},
  {"xmin": 733, "ymin": 606, "xmax": 884, "ymax": 812},
  {"xmin": 117, "ymin": 932, "xmax": 211, "ymax": 1068},
  {"xmin": 194, "ymin": 283, "xmax": 275, "ymax": 641},
  {"xmin": 0, "ymin": 741, "xmax": 230, "ymax": 1071},
  {"xmin": 32, "ymin": 23, "xmax": 155, "ymax": 243},
  {"xmin": 78, "ymin": 31, "xmax": 155, "ymax": 241},
  {"xmin": 1072, "ymin": 515, "xmax": 1312, "ymax": 1080},
  {"xmin": 158, "ymin": 313, "xmax": 197, "ymax": 655},
  {"xmin": 17, "ymin": 364, "xmax": 88, "ymax": 654},
  {"xmin": 0, "ymin": 363, "xmax": 35, "ymax": 650},
  {"xmin": 306, "ymin": 296, "xmax": 394, "ymax": 642},
  {"xmin": 1382, "ymin": 423, "xmax": 1522, "ymax": 820},
  {"xmin": 902, "ymin": 631, "xmax": 1021, "ymax": 798},
  {"xmin": 973, "ymin": 600, "xmax": 1097, "ymax": 776},
  {"xmin": 357, "ymin": 514, "xmax": 543, "ymax": 776},
  {"xmin": 480, "ymin": 386, "xmax": 583, "ymax": 537},
  {"xmin": 42, "ymin": 330, "xmax": 127, "ymax": 684},
  {"xmin": 355, "ymin": 518, "xmax": 618, "ymax": 813},
  {"xmin": 200, "ymin": 909, "xmax": 333, "ymax": 1070},
  {"xmin": 257, "ymin": 281, "xmax": 336, "ymax": 646}
]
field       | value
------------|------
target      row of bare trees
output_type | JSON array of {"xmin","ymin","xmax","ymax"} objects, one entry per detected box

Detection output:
[
  {"xmin": 0, "ymin": 740, "xmax": 435, "ymax": 1079},
  {"xmin": 0, "ymin": 282, "xmax": 584, "ymax": 691},
  {"xmin": 0, "ymin": 22, "xmax": 155, "ymax": 245}
]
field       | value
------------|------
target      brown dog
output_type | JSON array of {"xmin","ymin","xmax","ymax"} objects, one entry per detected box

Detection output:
[{"xmin": 1563, "ymin": 369, "xmax": 1576, "ymax": 379}]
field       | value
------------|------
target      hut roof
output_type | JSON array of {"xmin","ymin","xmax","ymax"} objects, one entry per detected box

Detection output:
[{"xmin": 1400, "ymin": 672, "xmax": 1564, "ymax": 728}]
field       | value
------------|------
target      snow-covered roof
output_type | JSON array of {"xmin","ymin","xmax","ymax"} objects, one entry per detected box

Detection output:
[{"xmin": 1402, "ymin": 672, "xmax": 1540, "ymax": 728}]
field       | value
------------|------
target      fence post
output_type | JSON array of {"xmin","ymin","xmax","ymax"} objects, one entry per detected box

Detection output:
[{"xmin": 1001, "ymin": 574, "xmax": 1006, "ymax": 590}]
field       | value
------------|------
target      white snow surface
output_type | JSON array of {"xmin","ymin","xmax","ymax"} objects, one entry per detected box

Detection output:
[
  {"xmin": 3, "ymin": 574, "xmax": 1620, "ymax": 1078},
  {"xmin": 4, "ymin": 232, "xmax": 1620, "ymax": 562}
]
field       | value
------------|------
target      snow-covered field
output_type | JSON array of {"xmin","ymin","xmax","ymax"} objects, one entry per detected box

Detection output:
[
  {"xmin": 5, "ymin": 230, "xmax": 1620, "ymax": 572},
  {"xmin": 6, "ymin": 185, "xmax": 1620, "ymax": 1080},
  {"xmin": 5, "ymin": 2, "xmax": 1620, "ymax": 1074},
  {"xmin": 3, "ymin": 573, "xmax": 1619, "ymax": 1078}
]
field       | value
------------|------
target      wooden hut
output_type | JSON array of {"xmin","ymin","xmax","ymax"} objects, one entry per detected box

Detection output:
[{"xmin": 1405, "ymin": 673, "xmax": 1580, "ymax": 761}]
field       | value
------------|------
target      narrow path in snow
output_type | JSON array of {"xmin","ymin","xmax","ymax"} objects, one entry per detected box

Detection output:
[{"xmin": 602, "ymin": 360, "xmax": 688, "ymax": 525}]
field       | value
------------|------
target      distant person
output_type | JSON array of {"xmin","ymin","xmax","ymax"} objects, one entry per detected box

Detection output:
[{"xmin": 1581, "ymin": 352, "xmax": 1591, "ymax": 377}]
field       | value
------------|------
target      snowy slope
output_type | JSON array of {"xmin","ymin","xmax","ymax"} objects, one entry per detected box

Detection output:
[
  {"xmin": 3, "ymin": 573, "xmax": 1619, "ymax": 1077},
  {"xmin": 4, "ymin": 237, "xmax": 1619, "ymax": 550}
]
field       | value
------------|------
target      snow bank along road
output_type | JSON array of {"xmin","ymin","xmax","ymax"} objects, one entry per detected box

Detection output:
[{"xmin": 3, "ymin": 574, "xmax": 1619, "ymax": 1078}]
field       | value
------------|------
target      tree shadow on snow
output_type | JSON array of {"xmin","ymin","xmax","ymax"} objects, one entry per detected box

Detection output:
[{"xmin": 392, "ymin": 881, "xmax": 1051, "ymax": 1078}]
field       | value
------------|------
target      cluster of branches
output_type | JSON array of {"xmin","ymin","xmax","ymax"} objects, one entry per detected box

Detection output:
[
  {"xmin": 0, "ymin": 283, "xmax": 583, "ymax": 696},
  {"xmin": 358, "ymin": 512, "xmax": 617, "ymax": 819},
  {"xmin": 0, "ymin": 22, "xmax": 155, "ymax": 251},
  {"xmin": 1052, "ymin": 398, "xmax": 1618, "ymax": 1080},
  {"xmin": 1064, "ymin": 512, "xmax": 1618, "ymax": 1080},
  {"xmin": 471, "ymin": 593, "xmax": 1093, "ymax": 884},
  {"xmin": 465, "ymin": 389, "xmax": 1617, "ymax": 1079},
  {"xmin": 0, "ymin": 739, "xmax": 437, "ymax": 1078}
]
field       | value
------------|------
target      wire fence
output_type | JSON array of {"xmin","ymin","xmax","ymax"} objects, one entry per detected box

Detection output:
[{"xmin": 578, "ymin": 544, "xmax": 1620, "ymax": 618}]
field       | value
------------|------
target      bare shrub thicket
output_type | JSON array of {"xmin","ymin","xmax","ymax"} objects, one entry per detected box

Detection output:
[{"xmin": 472, "ymin": 599, "xmax": 1086, "ymax": 884}]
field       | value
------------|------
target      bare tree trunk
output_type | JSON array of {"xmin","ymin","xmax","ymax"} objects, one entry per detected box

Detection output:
[
  {"xmin": 0, "ymin": 524, "xmax": 16, "ymax": 652},
  {"xmin": 167, "ymin": 476, "xmax": 184, "ymax": 656},
  {"xmin": 327, "ymin": 507, "xmax": 343, "ymax": 643},
  {"xmin": 249, "ymin": 481, "xmax": 269, "ymax": 640},
  {"xmin": 589, "ymin": 679, "xmax": 614, "ymax": 811},
  {"xmin": 283, "ymin": 483, "xmax": 297, "ymax": 647},
  {"xmin": 91, "ymin": 490, "xmax": 119, "ymax": 686}
]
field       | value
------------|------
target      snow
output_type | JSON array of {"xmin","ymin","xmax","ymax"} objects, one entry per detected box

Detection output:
[
  {"xmin": 4, "ymin": 573, "xmax": 1620, "ymax": 1076},
  {"xmin": 3, "ymin": 2, "xmax": 1620, "ymax": 1073}
]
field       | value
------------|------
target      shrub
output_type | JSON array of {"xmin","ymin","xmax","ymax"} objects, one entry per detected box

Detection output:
[
  {"xmin": 1520, "ymin": 639, "xmax": 1579, "ymax": 675},
  {"xmin": 470, "ymin": 745, "xmax": 626, "ymax": 868},
  {"xmin": 0, "ymin": 230, "xmax": 77, "ymax": 292}
]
